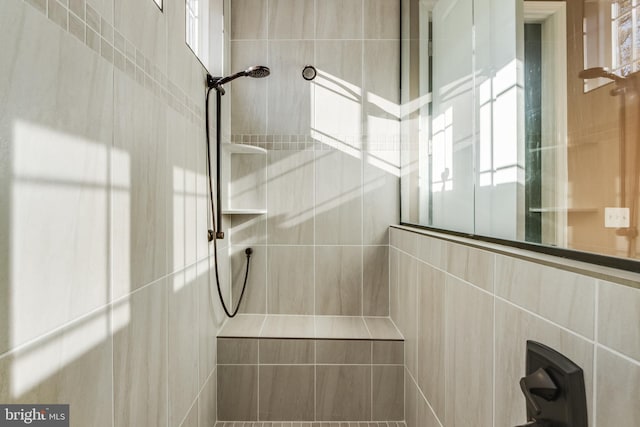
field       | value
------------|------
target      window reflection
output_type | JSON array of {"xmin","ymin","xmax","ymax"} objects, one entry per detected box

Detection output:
[{"xmin": 402, "ymin": 0, "xmax": 640, "ymax": 261}]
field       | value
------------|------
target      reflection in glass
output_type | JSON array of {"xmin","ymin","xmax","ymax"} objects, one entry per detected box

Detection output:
[{"xmin": 400, "ymin": 0, "xmax": 640, "ymax": 261}]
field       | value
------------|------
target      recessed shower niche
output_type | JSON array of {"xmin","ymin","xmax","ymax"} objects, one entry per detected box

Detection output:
[{"xmin": 221, "ymin": 143, "xmax": 267, "ymax": 215}]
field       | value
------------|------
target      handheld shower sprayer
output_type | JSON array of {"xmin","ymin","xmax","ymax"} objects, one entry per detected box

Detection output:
[
  {"xmin": 207, "ymin": 65, "xmax": 271, "ymax": 95},
  {"xmin": 204, "ymin": 65, "xmax": 270, "ymax": 318}
]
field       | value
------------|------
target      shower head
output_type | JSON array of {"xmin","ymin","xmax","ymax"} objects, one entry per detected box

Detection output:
[
  {"xmin": 579, "ymin": 67, "xmax": 625, "ymax": 83},
  {"xmin": 207, "ymin": 65, "xmax": 270, "ymax": 94},
  {"xmin": 245, "ymin": 65, "xmax": 270, "ymax": 78}
]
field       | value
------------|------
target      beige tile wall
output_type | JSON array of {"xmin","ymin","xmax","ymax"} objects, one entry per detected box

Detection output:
[
  {"xmin": 227, "ymin": 0, "xmax": 401, "ymax": 317},
  {"xmin": 391, "ymin": 226, "xmax": 640, "ymax": 427},
  {"xmin": 0, "ymin": 0, "xmax": 226, "ymax": 426},
  {"xmin": 217, "ymin": 338, "xmax": 405, "ymax": 422}
]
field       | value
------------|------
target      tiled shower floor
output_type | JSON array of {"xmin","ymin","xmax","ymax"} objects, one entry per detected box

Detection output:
[{"xmin": 214, "ymin": 423, "xmax": 407, "ymax": 427}]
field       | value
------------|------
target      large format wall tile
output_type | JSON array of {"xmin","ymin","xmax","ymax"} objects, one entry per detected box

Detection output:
[
  {"xmin": 495, "ymin": 255, "xmax": 596, "ymax": 338},
  {"xmin": 268, "ymin": 0, "xmax": 314, "ymax": 40},
  {"xmin": 364, "ymin": 246, "xmax": 390, "ymax": 316},
  {"xmin": 372, "ymin": 365, "xmax": 404, "ymax": 420},
  {"xmin": 314, "ymin": 41, "xmax": 363, "ymax": 148},
  {"xmin": 364, "ymin": 40, "xmax": 401, "ymax": 107},
  {"xmin": 217, "ymin": 365, "xmax": 258, "ymax": 421},
  {"xmin": 445, "ymin": 243, "xmax": 494, "ymax": 292},
  {"xmin": 267, "ymin": 246, "xmax": 314, "ymax": 314},
  {"xmin": 417, "ymin": 262, "xmax": 445, "ymax": 421},
  {"xmin": 315, "ymin": 150, "xmax": 363, "ymax": 245},
  {"xmin": 267, "ymin": 150, "xmax": 315, "ymax": 244},
  {"xmin": 217, "ymin": 338, "xmax": 259, "ymax": 364},
  {"xmin": 397, "ymin": 252, "xmax": 418, "ymax": 377},
  {"xmin": 316, "ymin": 365, "xmax": 371, "ymax": 421},
  {"xmin": 259, "ymin": 365, "xmax": 315, "ymax": 420},
  {"xmin": 198, "ymin": 258, "xmax": 225, "ymax": 386},
  {"xmin": 316, "ymin": 0, "xmax": 363, "ymax": 40},
  {"xmin": 0, "ymin": 1, "xmax": 113, "ymax": 354},
  {"xmin": 373, "ymin": 341, "xmax": 404, "ymax": 364},
  {"xmin": 596, "ymin": 347, "xmax": 640, "ymax": 427},
  {"xmin": 315, "ymin": 246, "xmax": 363, "ymax": 315},
  {"xmin": 167, "ymin": 107, "xmax": 188, "ymax": 274},
  {"xmin": 231, "ymin": 245, "xmax": 266, "ymax": 314},
  {"xmin": 598, "ymin": 280, "xmax": 640, "ymax": 360},
  {"xmin": 168, "ymin": 271, "xmax": 199, "ymax": 427},
  {"xmin": 390, "ymin": 247, "xmax": 400, "ymax": 321},
  {"xmin": 198, "ymin": 369, "xmax": 217, "ymax": 427},
  {"xmin": 405, "ymin": 369, "xmax": 418, "ymax": 427},
  {"xmin": 112, "ymin": 72, "xmax": 168, "ymax": 298},
  {"xmin": 364, "ymin": 162, "xmax": 399, "ymax": 245},
  {"xmin": 113, "ymin": 279, "xmax": 168, "ymax": 427},
  {"xmin": 364, "ymin": 0, "xmax": 401, "ymax": 39},
  {"xmin": 230, "ymin": 0, "xmax": 267, "ymax": 40},
  {"xmin": 230, "ymin": 41, "xmax": 268, "ymax": 135},
  {"xmin": 267, "ymin": 41, "xmax": 315, "ymax": 135},
  {"xmin": 259, "ymin": 339, "xmax": 314, "ymax": 364},
  {"xmin": 260, "ymin": 315, "xmax": 315, "ymax": 338},
  {"xmin": 445, "ymin": 276, "xmax": 493, "ymax": 427},
  {"xmin": 316, "ymin": 340, "xmax": 371, "ymax": 364}
]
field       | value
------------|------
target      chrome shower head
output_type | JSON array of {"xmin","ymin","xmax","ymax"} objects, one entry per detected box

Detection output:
[{"xmin": 207, "ymin": 65, "xmax": 271, "ymax": 94}]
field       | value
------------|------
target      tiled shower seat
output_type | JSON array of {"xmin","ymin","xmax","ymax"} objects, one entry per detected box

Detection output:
[
  {"xmin": 214, "ymin": 423, "xmax": 408, "ymax": 427},
  {"xmin": 217, "ymin": 315, "xmax": 405, "ymax": 423}
]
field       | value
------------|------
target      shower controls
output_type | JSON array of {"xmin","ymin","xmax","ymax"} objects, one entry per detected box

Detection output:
[
  {"xmin": 515, "ymin": 341, "xmax": 587, "ymax": 427},
  {"xmin": 520, "ymin": 367, "xmax": 559, "ymax": 415},
  {"xmin": 302, "ymin": 65, "xmax": 317, "ymax": 81}
]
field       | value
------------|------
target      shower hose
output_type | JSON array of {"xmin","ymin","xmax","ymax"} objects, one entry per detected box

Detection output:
[{"xmin": 204, "ymin": 85, "xmax": 252, "ymax": 318}]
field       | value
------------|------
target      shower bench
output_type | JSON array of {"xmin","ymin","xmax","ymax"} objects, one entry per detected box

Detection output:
[{"xmin": 216, "ymin": 315, "xmax": 405, "ymax": 423}]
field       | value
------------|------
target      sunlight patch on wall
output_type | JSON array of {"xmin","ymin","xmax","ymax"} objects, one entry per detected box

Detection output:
[
  {"xmin": 11, "ymin": 120, "xmax": 109, "ymax": 349},
  {"xmin": 10, "ymin": 308, "xmax": 109, "ymax": 398}
]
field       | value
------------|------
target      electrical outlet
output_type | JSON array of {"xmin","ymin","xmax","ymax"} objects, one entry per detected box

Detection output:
[{"xmin": 604, "ymin": 207, "xmax": 630, "ymax": 228}]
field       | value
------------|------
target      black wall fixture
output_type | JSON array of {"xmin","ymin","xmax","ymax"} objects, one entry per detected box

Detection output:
[
  {"xmin": 515, "ymin": 341, "xmax": 588, "ymax": 427},
  {"xmin": 302, "ymin": 65, "xmax": 317, "ymax": 81}
]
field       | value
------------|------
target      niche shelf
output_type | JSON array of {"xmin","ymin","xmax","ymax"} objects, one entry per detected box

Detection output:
[{"xmin": 220, "ymin": 143, "xmax": 267, "ymax": 215}]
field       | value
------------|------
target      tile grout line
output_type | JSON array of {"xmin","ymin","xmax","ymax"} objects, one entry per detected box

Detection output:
[
  {"xmin": 596, "ymin": 343, "xmax": 640, "ymax": 367},
  {"xmin": 394, "ymin": 242, "xmax": 602, "ymax": 344},
  {"xmin": 406, "ymin": 362, "xmax": 444, "ymax": 427},
  {"xmin": 108, "ymin": 0, "xmax": 115, "ymax": 423}
]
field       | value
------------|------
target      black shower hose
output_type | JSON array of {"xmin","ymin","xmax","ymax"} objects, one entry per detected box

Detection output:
[{"xmin": 205, "ymin": 86, "xmax": 251, "ymax": 318}]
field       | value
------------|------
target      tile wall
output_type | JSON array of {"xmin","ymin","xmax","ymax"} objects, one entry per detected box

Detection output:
[
  {"xmin": 390, "ymin": 226, "xmax": 640, "ymax": 427},
  {"xmin": 0, "ymin": 0, "xmax": 226, "ymax": 426},
  {"xmin": 217, "ymin": 337, "xmax": 404, "ymax": 422},
  {"xmin": 226, "ymin": 0, "xmax": 401, "ymax": 317}
]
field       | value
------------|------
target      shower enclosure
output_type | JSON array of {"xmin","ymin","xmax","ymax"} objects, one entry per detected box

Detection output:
[{"xmin": 400, "ymin": 0, "xmax": 640, "ymax": 263}]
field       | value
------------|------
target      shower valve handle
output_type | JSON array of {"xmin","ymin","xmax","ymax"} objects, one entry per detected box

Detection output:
[{"xmin": 520, "ymin": 367, "xmax": 559, "ymax": 416}]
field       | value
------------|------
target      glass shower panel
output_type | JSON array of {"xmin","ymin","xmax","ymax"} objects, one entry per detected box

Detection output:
[
  {"xmin": 473, "ymin": 0, "xmax": 525, "ymax": 241},
  {"xmin": 430, "ymin": 0, "xmax": 475, "ymax": 233}
]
